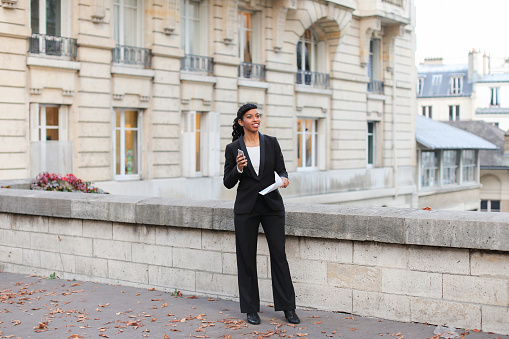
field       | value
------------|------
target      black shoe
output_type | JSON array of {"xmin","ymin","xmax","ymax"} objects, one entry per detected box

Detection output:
[
  {"xmin": 284, "ymin": 310, "xmax": 300, "ymax": 324},
  {"xmin": 247, "ymin": 312, "xmax": 260, "ymax": 325}
]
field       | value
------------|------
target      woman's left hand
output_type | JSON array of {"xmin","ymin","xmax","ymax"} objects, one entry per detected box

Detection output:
[{"xmin": 281, "ymin": 177, "xmax": 289, "ymax": 188}]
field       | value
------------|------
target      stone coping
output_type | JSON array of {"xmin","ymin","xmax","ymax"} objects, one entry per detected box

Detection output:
[{"xmin": 0, "ymin": 188, "xmax": 508, "ymax": 252}]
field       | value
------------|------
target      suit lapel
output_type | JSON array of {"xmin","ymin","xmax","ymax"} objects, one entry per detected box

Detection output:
[
  {"xmin": 258, "ymin": 132, "xmax": 265, "ymax": 179},
  {"xmin": 239, "ymin": 136, "xmax": 259, "ymax": 180}
]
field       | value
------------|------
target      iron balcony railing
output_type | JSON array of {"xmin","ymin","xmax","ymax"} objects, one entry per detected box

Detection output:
[
  {"xmin": 181, "ymin": 54, "xmax": 214, "ymax": 74},
  {"xmin": 296, "ymin": 70, "xmax": 330, "ymax": 89},
  {"xmin": 28, "ymin": 34, "xmax": 77, "ymax": 58},
  {"xmin": 113, "ymin": 45, "xmax": 152, "ymax": 68},
  {"xmin": 368, "ymin": 80, "xmax": 385, "ymax": 94},
  {"xmin": 238, "ymin": 62, "xmax": 266, "ymax": 81}
]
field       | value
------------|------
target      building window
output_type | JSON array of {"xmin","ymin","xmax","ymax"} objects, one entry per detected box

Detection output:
[
  {"xmin": 114, "ymin": 109, "xmax": 141, "ymax": 178},
  {"xmin": 367, "ymin": 122, "xmax": 375, "ymax": 166},
  {"xmin": 421, "ymin": 151, "xmax": 438, "ymax": 187},
  {"xmin": 182, "ymin": 111, "xmax": 220, "ymax": 177},
  {"xmin": 29, "ymin": 103, "xmax": 72, "ymax": 177},
  {"xmin": 31, "ymin": 0, "xmax": 62, "ymax": 36},
  {"xmin": 449, "ymin": 105, "xmax": 460, "ymax": 121},
  {"xmin": 417, "ymin": 77, "xmax": 424, "ymax": 96},
  {"xmin": 450, "ymin": 76, "xmax": 462, "ymax": 95},
  {"xmin": 297, "ymin": 118, "xmax": 317, "ymax": 169},
  {"xmin": 422, "ymin": 106, "xmax": 432, "ymax": 118},
  {"xmin": 432, "ymin": 75, "xmax": 442, "ymax": 85},
  {"xmin": 238, "ymin": 10, "xmax": 252, "ymax": 64},
  {"xmin": 481, "ymin": 200, "xmax": 500, "ymax": 212},
  {"xmin": 461, "ymin": 150, "xmax": 477, "ymax": 183},
  {"xmin": 367, "ymin": 38, "xmax": 383, "ymax": 94},
  {"xmin": 181, "ymin": 0, "xmax": 203, "ymax": 55},
  {"xmin": 113, "ymin": 0, "xmax": 142, "ymax": 47},
  {"xmin": 490, "ymin": 87, "xmax": 500, "ymax": 106},
  {"xmin": 442, "ymin": 150, "xmax": 458, "ymax": 185}
]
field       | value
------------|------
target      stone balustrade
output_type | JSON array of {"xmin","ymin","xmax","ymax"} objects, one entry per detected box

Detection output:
[{"xmin": 0, "ymin": 188, "xmax": 508, "ymax": 334}]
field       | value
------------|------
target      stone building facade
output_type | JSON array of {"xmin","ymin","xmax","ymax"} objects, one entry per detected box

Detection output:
[{"xmin": 0, "ymin": 0, "xmax": 417, "ymax": 207}]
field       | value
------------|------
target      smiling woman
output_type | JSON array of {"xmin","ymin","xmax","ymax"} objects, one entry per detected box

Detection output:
[{"xmin": 223, "ymin": 103, "xmax": 298, "ymax": 326}]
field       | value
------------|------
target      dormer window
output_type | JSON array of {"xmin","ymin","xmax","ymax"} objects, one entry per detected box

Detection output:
[
  {"xmin": 417, "ymin": 77, "xmax": 424, "ymax": 96},
  {"xmin": 432, "ymin": 75, "xmax": 442, "ymax": 85},
  {"xmin": 450, "ymin": 76, "xmax": 462, "ymax": 94}
]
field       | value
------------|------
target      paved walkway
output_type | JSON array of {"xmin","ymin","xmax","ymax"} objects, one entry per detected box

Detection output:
[{"xmin": 0, "ymin": 272, "xmax": 507, "ymax": 339}]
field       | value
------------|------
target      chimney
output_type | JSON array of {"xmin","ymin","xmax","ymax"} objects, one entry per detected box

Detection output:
[
  {"xmin": 505, "ymin": 132, "xmax": 509, "ymax": 155},
  {"xmin": 421, "ymin": 57, "xmax": 443, "ymax": 65},
  {"xmin": 468, "ymin": 49, "xmax": 485, "ymax": 80}
]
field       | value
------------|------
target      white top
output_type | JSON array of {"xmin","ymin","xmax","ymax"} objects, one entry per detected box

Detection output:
[{"xmin": 247, "ymin": 146, "xmax": 260, "ymax": 175}]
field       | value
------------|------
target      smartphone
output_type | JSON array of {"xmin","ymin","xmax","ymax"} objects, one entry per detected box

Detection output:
[{"xmin": 238, "ymin": 149, "xmax": 244, "ymax": 157}]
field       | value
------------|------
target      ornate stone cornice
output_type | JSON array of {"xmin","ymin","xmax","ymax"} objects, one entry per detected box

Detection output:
[
  {"xmin": 223, "ymin": 0, "xmax": 238, "ymax": 45},
  {"xmin": 164, "ymin": 0, "xmax": 179, "ymax": 35}
]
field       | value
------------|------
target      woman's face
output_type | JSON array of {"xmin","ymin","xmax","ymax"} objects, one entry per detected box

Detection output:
[{"xmin": 239, "ymin": 108, "xmax": 260, "ymax": 133}]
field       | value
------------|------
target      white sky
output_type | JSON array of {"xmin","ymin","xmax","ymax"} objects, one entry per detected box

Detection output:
[{"xmin": 414, "ymin": 0, "xmax": 509, "ymax": 65}]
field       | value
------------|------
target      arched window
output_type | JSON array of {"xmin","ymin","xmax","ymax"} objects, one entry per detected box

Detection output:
[
  {"xmin": 297, "ymin": 29, "xmax": 318, "ymax": 74},
  {"xmin": 296, "ymin": 28, "xmax": 328, "ymax": 88}
]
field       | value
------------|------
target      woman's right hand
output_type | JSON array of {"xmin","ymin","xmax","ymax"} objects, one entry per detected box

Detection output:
[{"xmin": 237, "ymin": 154, "xmax": 247, "ymax": 171}]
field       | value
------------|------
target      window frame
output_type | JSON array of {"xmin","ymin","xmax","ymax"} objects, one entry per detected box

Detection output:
[
  {"xmin": 422, "ymin": 105, "xmax": 432, "ymax": 118},
  {"xmin": 448, "ymin": 105, "xmax": 460, "ymax": 121},
  {"xmin": 432, "ymin": 75, "xmax": 442, "ymax": 85},
  {"xmin": 417, "ymin": 77, "xmax": 424, "ymax": 96},
  {"xmin": 421, "ymin": 150, "xmax": 439, "ymax": 188},
  {"xmin": 481, "ymin": 200, "xmax": 501, "ymax": 212},
  {"xmin": 297, "ymin": 118, "xmax": 318, "ymax": 171},
  {"xmin": 442, "ymin": 150, "xmax": 458, "ymax": 185},
  {"xmin": 113, "ymin": 108, "xmax": 142, "ymax": 180},
  {"xmin": 450, "ymin": 76, "xmax": 463, "ymax": 95},
  {"xmin": 461, "ymin": 150, "xmax": 477, "ymax": 183},
  {"xmin": 113, "ymin": 0, "xmax": 144, "ymax": 47},
  {"xmin": 31, "ymin": 0, "xmax": 71, "ymax": 37},
  {"xmin": 367, "ymin": 121, "xmax": 376, "ymax": 167},
  {"xmin": 181, "ymin": 0, "xmax": 207, "ymax": 56},
  {"xmin": 490, "ymin": 87, "xmax": 500, "ymax": 106}
]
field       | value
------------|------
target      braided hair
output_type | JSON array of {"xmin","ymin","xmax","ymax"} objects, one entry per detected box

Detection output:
[{"xmin": 232, "ymin": 103, "xmax": 258, "ymax": 141}]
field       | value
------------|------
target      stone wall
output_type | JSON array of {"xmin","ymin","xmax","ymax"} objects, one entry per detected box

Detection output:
[{"xmin": 0, "ymin": 189, "xmax": 508, "ymax": 334}]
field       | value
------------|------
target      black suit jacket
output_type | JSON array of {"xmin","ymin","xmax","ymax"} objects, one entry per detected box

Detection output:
[{"xmin": 223, "ymin": 133, "xmax": 288, "ymax": 214}]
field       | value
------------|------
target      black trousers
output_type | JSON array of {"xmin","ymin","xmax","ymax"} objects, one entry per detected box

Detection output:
[{"xmin": 234, "ymin": 195, "xmax": 296, "ymax": 313}]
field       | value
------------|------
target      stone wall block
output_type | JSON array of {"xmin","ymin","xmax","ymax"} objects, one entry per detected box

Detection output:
[
  {"xmin": 155, "ymin": 226, "xmax": 202, "ymax": 249},
  {"xmin": 407, "ymin": 246, "xmax": 469, "ymax": 274},
  {"xmin": 39, "ymin": 251, "xmax": 75, "ymax": 273},
  {"xmin": 13, "ymin": 215, "xmax": 49, "ymax": 233},
  {"xmin": 443, "ymin": 274, "xmax": 509, "ymax": 306},
  {"xmin": 353, "ymin": 290, "xmax": 411, "ymax": 322},
  {"xmin": 222, "ymin": 252, "xmax": 237, "ymax": 275},
  {"xmin": 410, "ymin": 298, "xmax": 481, "ymax": 330},
  {"xmin": 471, "ymin": 250, "xmax": 509, "ymax": 278},
  {"xmin": 201, "ymin": 229, "xmax": 234, "ymax": 252},
  {"xmin": 93, "ymin": 239, "xmax": 131, "ymax": 261},
  {"xmin": 353, "ymin": 242, "xmax": 406, "ymax": 268},
  {"xmin": 22, "ymin": 249, "xmax": 41, "ymax": 268},
  {"xmin": 59, "ymin": 236, "xmax": 93, "ymax": 256},
  {"xmin": 75, "ymin": 256, "xmax": 108, "ymax": 278},
  {"xmin": 149, "ymin": 266, "xmax": 196, "ymax": 292},
  {"xmin": 108, "ymin": 260, "xmax": 149, "ymax": 284},
  {"xmin": 113, "ymin": 223, "xmax": 156, "ymax": 244},
  {"xmin": 482, "ymin": 306, "xmax": 509, "ymax": 335},
  {"xmin": 0, "ymin": 246, "xmax": 22, "ymax": 264},
  {"xmin": 328, "ymin": 263, "xmax": 381, "ymax": 291},
  {"xmin": 132, "ymin": 243, "xmax": 172, "ymax": 267},
  {"xmin": 294, "ymin": 282, "xmax": 353, "ymax": 313},
  {"xmin": 381, "ymin": 268, "xmax": 442, "ymax": 298},
  {"xmin": 196, "ymin": 272, "xmax": 238, "ymax": 297},
  {"xmin": 0, "ymin": 213, "xmax": 11, "ymax": 229},
  {"xmin": 301, "ymin": 238, "xmax": 353, "ymax": 263},
  {"xmin": 82, "ymin": 220, "xmax": 113, "ymax": 239},
  {"xmin": 48, "ymin": 218, "xmax": 83, "ymax": 237},
  {"xmin": 0, "ymin": 229, "xmax": 30, "ymax": 248},
  {"xmin": 173, "ymin": 247, "xmax": 222, "ymax": 273},
  {"xmin": 288, "ymin": 258, "xmax": 327, "ymax": 285},
  {"xmin": 30, "ymin": 233, "xmax": 60, "ymax": 252}
]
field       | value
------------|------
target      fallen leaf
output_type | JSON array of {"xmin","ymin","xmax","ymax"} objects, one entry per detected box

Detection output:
[
  {"xmin": 473, "ymin": 329, "xmax": 481, "ymax": 333},
  {"xmin": 313, "ymin": 321, "xmax": 322, "ymax": 324},
  {"xmin": 164, "ymin": 335, "xmax": 170, "ymax": 339},
  {"xmin": 349, "ymin": 328, "xmax": 358, "ymax": 331},
  {"xmin": 187, "ymin": 296, "xmax": 198, "ymax": 299}
]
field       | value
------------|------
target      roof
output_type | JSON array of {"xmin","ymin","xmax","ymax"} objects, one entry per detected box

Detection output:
[
  {"xmin": 416, "ymin": 115, "xmax": 498, "ymax": 150},
  {"xmin": 478, "ymin": 73, "xmax": 509, "ymax": 83},
  {"xmin": 445, "ymin": 120, "xmax": 509, "ymax": 168},
  {"xmin": 417, "ymin": 64, "xmax": 473, "ymax": 98}
]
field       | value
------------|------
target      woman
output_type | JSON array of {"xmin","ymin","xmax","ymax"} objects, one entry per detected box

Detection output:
[{"xmin": 223, "ymin": 103, "xmax": 300, "ymax": 325}]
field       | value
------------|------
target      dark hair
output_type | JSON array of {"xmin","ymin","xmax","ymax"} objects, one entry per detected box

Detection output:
[{"xmin": 232, "ymin": 103, "xmax": 258, "ymax": 141}]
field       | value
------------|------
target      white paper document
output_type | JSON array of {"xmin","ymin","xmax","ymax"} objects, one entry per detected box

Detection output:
[{"xmin": 259, "ymin": 171, "xmax": 283, "ymax": 195}]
